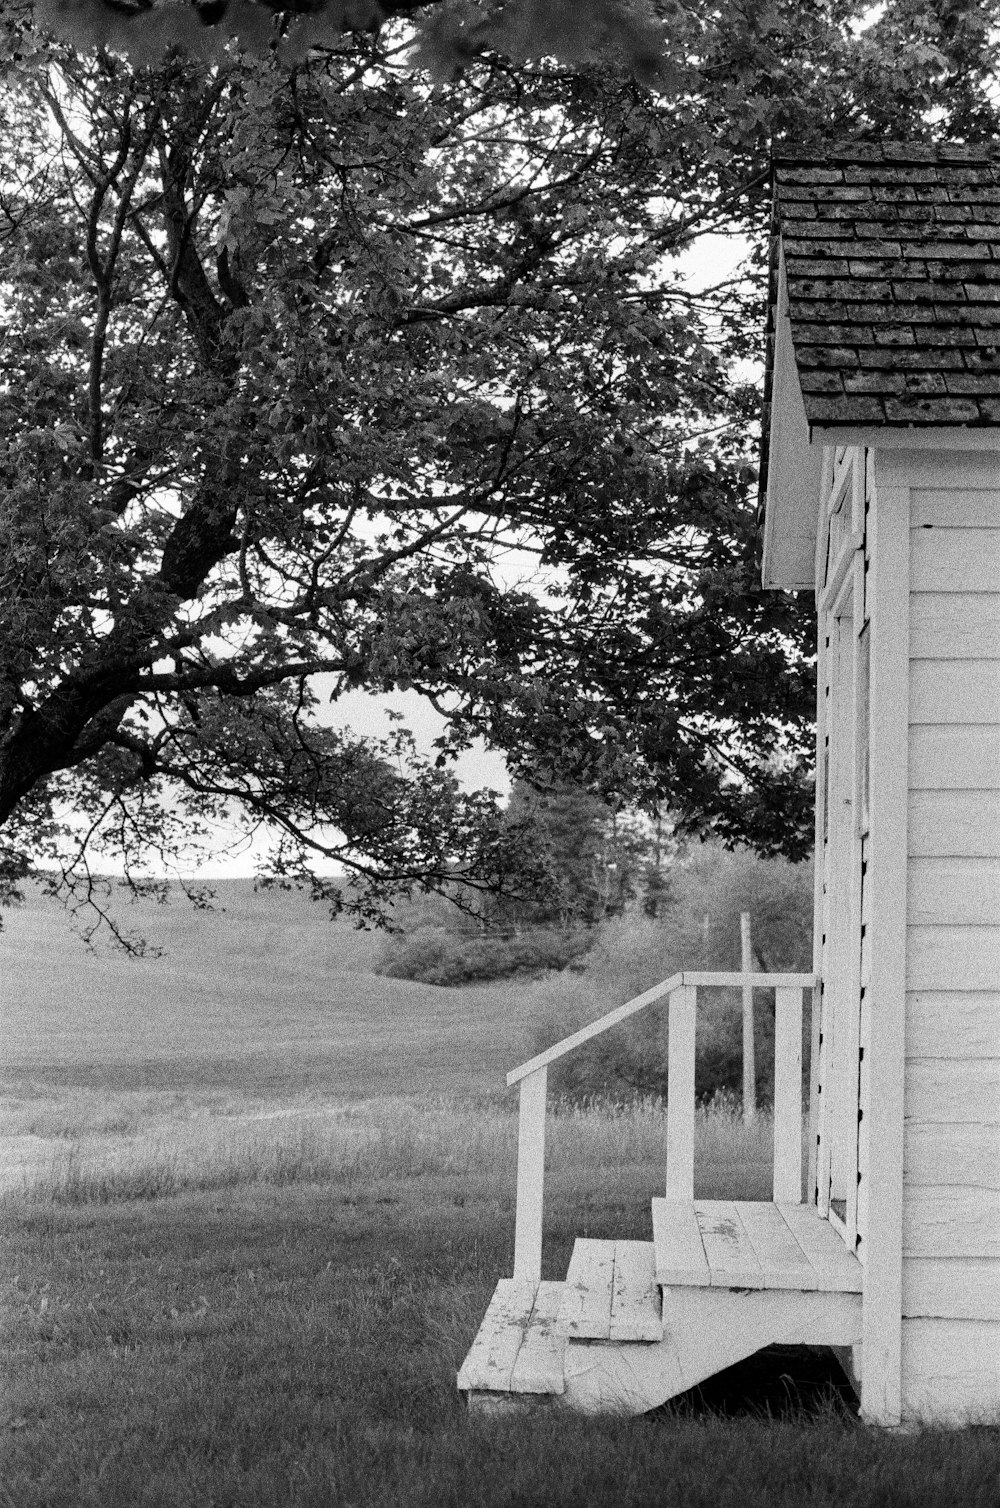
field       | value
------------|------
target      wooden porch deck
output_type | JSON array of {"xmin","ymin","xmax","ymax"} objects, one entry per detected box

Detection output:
[{"xmin": 653, "ymin": 1198, "xmax": 863, "ymax": 1293}]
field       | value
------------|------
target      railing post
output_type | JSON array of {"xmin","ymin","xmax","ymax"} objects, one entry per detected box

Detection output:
[
  {"xmin": 665, "ymin": 984, "xmax": 696, "ymax": 1200},
  {"xmin": 741, "ymin": 913, "xmax": 757, "ymax": 1120},
  {"xmin": 772, "ymin": 986, "xmax": 804, "ymax": 1202},
  {"xmin": 513, "ymin": 1065, "xmax": 547, "ymax": 1282}
]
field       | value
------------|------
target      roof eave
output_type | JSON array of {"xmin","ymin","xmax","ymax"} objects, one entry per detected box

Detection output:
[
  {"xmin": 761, "ymin": 248, "xmax": 824, "ymax": 592},
  {"xmin": 808, "ymin": 425, "xmax": 1000, "ymax": 449}
]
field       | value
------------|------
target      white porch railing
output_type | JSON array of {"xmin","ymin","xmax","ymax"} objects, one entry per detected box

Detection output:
[{"xmin": 506, "ymin": 970, "xmax": 818, "ymax": 1283}]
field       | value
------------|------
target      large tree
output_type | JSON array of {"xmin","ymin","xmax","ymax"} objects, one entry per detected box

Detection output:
[{"xmin": 0, "ymin": 0, "xmax": 996, "ymax": 925}]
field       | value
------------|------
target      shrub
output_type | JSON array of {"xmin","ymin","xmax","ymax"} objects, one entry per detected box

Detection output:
[{"xmin": 376, "ymin": 924, "xmax": 591, "ymax": 986}]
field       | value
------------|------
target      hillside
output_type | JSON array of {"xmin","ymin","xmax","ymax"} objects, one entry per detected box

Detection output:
[{"xmin": 0, "ymin": 880, "xmax": 537, "ymax": 1098}]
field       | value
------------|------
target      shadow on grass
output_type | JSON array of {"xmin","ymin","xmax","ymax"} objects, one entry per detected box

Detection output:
[{"xmin": 656, "ymin": 1343, "xmax": 859, "ymax": 1423}]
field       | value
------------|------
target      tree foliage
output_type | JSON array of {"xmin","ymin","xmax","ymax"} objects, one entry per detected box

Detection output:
[
  {"xmin": 0, "ymin": 1, "xmax": 997, "ymax": 923},
  {"xmin": 26, "ymin": 0, "xmax": 675, "ymax": 83},
  {"xmin": 497, "ymin": 781, "xmax": 658, "ymax": 927}
]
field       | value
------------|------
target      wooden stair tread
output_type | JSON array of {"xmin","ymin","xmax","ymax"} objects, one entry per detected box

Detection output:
[
  {"xmin": 557, "ymin": 1239, "xmax": 662, "ymax": 1341},
  {"xmin": 653, "ymin": 1199, "xmax": 863, "ymax": 1294},
  {"xmin": 457, "ymin": 1279, "xmax": 566, "ymax": 1395}
]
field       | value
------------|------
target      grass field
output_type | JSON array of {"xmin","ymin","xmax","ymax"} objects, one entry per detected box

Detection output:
[
  {"xmin": 3, "ymin": 882, "xmax": 999, "ymax": 1506},
  {"xmin": 0, "ymin": 881, "xmax": 538, "ymax": 1098}
]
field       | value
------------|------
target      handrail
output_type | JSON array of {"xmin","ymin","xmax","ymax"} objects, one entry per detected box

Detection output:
[
  {"xmin": 507, "ymin": 970, "xmax": 817, "ymax": 1085},
  {"xmin": 507, "ymin": 972, "xmax": 682, "ymax": 1086},
  {"xmin": 507, "ymin": 969, "xmax": 818, "ymax": 1282}
]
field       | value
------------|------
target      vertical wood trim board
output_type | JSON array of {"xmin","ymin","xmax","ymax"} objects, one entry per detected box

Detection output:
[
  {"xmin": 808, "ymin": 985, "xmax": 822, "ymax": 1205},
  {"xmin": 859, "ymin": 459, "xmax": 909, "ymax": 1427},
  {"xmin": 814, "ymin": 613, "xmax": 833, "ymax": 1215}
]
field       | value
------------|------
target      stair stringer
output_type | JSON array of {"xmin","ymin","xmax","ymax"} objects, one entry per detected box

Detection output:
[{"xmin": 562, "ymin": 1286, "xmax": 863, "ymax": 1416}]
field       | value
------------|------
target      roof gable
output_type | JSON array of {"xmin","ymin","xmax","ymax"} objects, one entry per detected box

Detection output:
[
  {"xmin": 760, "ymin": 143, "xmax": 1000, "ymax": 591},
  {"xmin": 772, "ymin": 143, "xmax": 1000, "ymax": 430}
]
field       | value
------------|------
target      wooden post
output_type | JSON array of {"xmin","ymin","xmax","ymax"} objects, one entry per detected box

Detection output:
[
  {"xmin": 741, "ymin": 912, "xmax": 756, "ymax": 1120},
  {"xmin": 513, "ymin": 1066, "xmax": 547, "ymax": 1282},
  {"xmin": 772, "ymin": 986, "xmax": 804, "ymax": 1202},
  {"xmin": 807, "ymin": 983, "xmax": 822, "ymax": 1205},
  {"xmin": 666, "ymin": 984, "xmax": 697, "ymax": 1199},
  {"xmin": 857, "ymin": 462, "xmax": 909, "ymax": 1427}
]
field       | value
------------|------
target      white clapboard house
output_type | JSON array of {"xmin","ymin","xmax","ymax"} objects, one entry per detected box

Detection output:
[{"xmin": 457, "ymin": 145, "xmax": 999, "ymax": 1428}]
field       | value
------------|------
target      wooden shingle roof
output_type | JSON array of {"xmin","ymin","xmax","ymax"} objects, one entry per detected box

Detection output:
[{"xmin": 767, "ymin": 143, "xmax": 1000, "ymax": 430}]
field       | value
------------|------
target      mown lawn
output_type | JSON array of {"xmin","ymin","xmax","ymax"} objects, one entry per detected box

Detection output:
[{"xmin": 3, "ymin": 1091, "xmax": 999, "ymax": 1508}]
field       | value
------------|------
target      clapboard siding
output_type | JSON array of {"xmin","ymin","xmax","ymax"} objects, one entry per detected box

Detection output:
[
  {"xmin": 909, "ymin": 661, "xmax": 1000, "ymax": 724},
  {"xmin": 907, "ymin": 991, "xmax": 1000, "ymax": 1057},
  {"xmin": 908, "ymin": 727, "xmax": 1000, "ymax": 788},
  {"xmin": 908, "ymin": 792, "xmax": 1000, "ymax": 857},
  {"xmin": 902, "ymin": 1188, "xmax": 1000, "ymax": 1259},
  {"xmin": 900, "ymin": 1319, "xmax": 1000, "ymax": 1423},
  {"xmin": 903, "ymin": 1259, "xmax": 1000, "ymax": 1321},
  {"xmin": 910, "ymin": 594, "xmax": 1000, "ymax": 659},
  {"xmin": 904, "ymin": 1123, "xmax": 1000, "ymax": 1187},
  {"xmin": 904, "ymin": 1058, "xmax": 1000, "ymax": 1123},
  {"xmin": 906, "ymin": 925, "xmax": 1000, "ymax": 989},
  {"xmin": 908, "ymin": 860, "xmax": 1000, "ymax": 924},
  {"xmin": 910, "ymin": 529, "xmax": 1000, "ymax": 593},
  {"xmin": 855, "ymin": 462, "xmax": 1000, "ymax": 1422},
  {"xmin": 911, "ymin": 491, "xmax": 1000, "ymax": 528},
  {"xmin": 886, "ymin": 454, "xmax": 1000, "ymax": 491}
]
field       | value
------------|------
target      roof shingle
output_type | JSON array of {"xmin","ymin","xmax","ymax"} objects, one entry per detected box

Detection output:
[{"xmin": 768, "ymin": 143, "xmax": 1000, "ymax": 430}]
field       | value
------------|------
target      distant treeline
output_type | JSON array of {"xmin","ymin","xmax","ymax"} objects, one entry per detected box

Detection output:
[{"xmin": 377, "ymin": 834, "xmax": 813, "ymax": 1106}]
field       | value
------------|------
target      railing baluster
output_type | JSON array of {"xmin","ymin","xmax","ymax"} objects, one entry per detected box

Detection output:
[
  {"xmin": 513, "ymin": 1065, "xmax": 547, "ymax": 1282},
  {"xmin": 772, "ymin": 986, "xmax": 804, "ymax": 1203},
  {"xmin": 666, "ymin": 984, "xmax": 697, "ymax": 1200}
]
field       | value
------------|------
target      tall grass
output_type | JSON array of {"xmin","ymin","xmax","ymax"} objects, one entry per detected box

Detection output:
[{"xmin": 5, "ymin": 1089, "xmax": 775, "ymax": 1207}]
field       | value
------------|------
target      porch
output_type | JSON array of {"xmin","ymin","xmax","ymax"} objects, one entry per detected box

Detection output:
[{"xmin": 457, "ymin": 972, "xmax": 864, "ymax": 1414}]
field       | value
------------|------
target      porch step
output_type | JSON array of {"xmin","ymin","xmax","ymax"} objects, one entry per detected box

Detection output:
[
  {"xmin": 557, "ymin": 1239, "xmax": 662, "ymax": 1342},
  {"xmin": 652, "ymin": 1199, "xmax": 864, "ymax": 1293},
  {"xmin": 457, "ymin": 1235, "xmax": 863, "ymax": 1414},
  {"xmin": 457, "ymin": 1279, "xmax": 566, "ymax": 1396}
]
